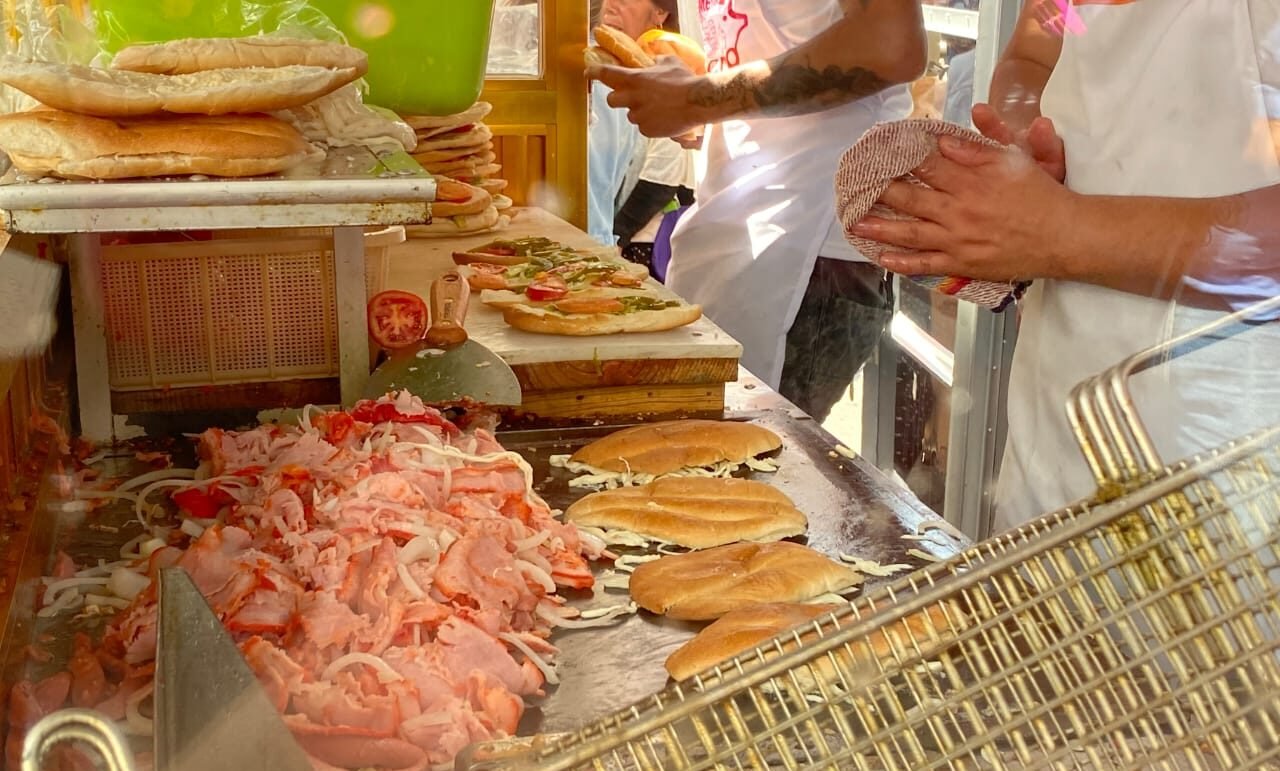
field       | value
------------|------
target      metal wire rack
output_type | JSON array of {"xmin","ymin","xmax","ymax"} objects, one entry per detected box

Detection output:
[{"xmin": 461, "ymin": 297, "xmax": 1280, "ymax": 771}]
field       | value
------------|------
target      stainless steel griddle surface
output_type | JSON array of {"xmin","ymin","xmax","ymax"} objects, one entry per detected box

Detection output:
[{"xmin": 503, "ymin": 377, "xmax": 962, "ymax": 734}]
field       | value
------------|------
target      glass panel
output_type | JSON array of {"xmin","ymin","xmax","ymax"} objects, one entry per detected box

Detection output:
[
  {"xmin": 487, "ymin": 0, "xmax": 542, "ymax": 78},
  {"xmin": 891, "ymin": 280, "xmax": 958, "ymax": 513}
]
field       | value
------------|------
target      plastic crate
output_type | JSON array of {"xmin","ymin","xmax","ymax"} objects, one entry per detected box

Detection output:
[{"xmin": 101, "ymin": 227, "xmax": 404, "ymax": 391}]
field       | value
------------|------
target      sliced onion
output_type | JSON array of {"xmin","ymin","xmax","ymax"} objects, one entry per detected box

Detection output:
[
  {"xmin": 74, "ymin": 489, "xmax": 140, "ymax": 505},
  {"xmin": 515, "ymin": 560, "xmax": 556, "ymax": 594},
  {"xmin": 37, "ymin": 589, "xmax": 83, "ymax": 618},
  {"xmin": 535, "ymin": 602, "xmax": 636, "ymax": 629},
  {"xmin": 322, "ymin": 653, "xmax": 404, "ymax": 684},
  {"xmin": 107, "ymin": 568, "xmax": 150, "ymax": 601},
  {"xmin": 497, "ymin": 631, "xmax": 560, "ymax": 685},
  {"xmin": 83, "ymin": 593, "xmax": 131, "ymax": 610},
  {"xmin": 124, "ymin": 682, "xmax": 155, "ymax": 736},
  {"xmin": 614, "ymin": 554, "xmax": 662, "ymax": 573},
  {"xmin": 140, "ymin": 538, "xmax": 167, "ymax": 558},
  {"xmin": 180, "ymin": 519, "xmax": 206, "ymax": 539},
  {"xmin": 76, "ymin": 559, "xmax": 127, "ymax": 578},
  {"xmin": 918, "ymin": 519, "xmax": 966, "ymax": 542},
  {"xmin": 395, "ymin": 563, "xmax": 426, "ymax": 599},
  {"xmin": 512, "ymin": 530, "xmax": 551, "ymax": 552},
  {"xmin": 117, "ymin": 467, "xmax": 196, "ymax": 493},
  {"xmin": 42, "ymin": 577, "xmax": 109, "ymax": 607},
  {"xmin": 398, "ymin": 535, "xmax": 440, "ymax": 565},
  {"xmin": 119, "ymin": 533, "xmax": 148, "ymax": 559},
  {"xmin": 906, "ymin": 548, "xmax": 944, "ymax": 563},
  {"xmin": 837, "ymin": 553, "xmax": 913, "ymax": 577}
]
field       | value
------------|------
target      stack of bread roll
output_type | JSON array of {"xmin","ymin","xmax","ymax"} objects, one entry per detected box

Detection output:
[
  {"xmin": 0, "ymin": 37, "xmax": 368, "ymax": 180},
  {"xmin": 398, "ymin": 101, "xmax": 512, "ymax": 238}
]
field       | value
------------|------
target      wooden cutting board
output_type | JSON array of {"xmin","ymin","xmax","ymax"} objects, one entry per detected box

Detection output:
[{"xmin": 384, "ymin": 208, "xmax": 743, "ymax": 420}]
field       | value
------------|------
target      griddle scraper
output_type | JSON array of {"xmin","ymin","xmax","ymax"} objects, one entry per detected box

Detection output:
[
  {"xmin": 362, "ymin": 270, "xmax": 521, "ymax": 406},
  {"xmin": 154, "ymin": 567, "xmax": 312, "ymax": 771}
]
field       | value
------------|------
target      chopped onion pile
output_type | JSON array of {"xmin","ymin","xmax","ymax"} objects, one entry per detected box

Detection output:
[{"xmin": 550, "ymin": 455, "xmax": 776, "ymax": 490}]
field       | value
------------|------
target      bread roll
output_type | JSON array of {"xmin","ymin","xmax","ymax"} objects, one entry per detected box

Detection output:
[
  {"xmin": 0, "ymin": 56, "xmax": 361, "ymax": 117},
  {"xmin": 665, "ymin": 601, "xmax": 963, "ymax": 685},
  {"xmin": 666, "ymin": 602, "xmax": 840, "ymax": 681},
  {"xmin": 414, "ymin": 123, "xmax": 493, "ymax": 152},
  {"xmin": 629, "ymin": 541, "xmax": 864, "ymax": 620},
  {"xmin": 431, "ymin": 185, "xmax": 493, "ymax": 217},
  {"xmin": 111, "ymin": 36, "xmax": 368, "ymax": 76},
  {"xmin": 401, "ymin": 101, "xmax": 492, "ymax": 132},
  {"xmin": 500, "ymin": 299, "xmax": 700, "ymax": 336},
  {"xmin": 0, "ymin": 110, "xmax": 319, "ymax": 179},
  {"xmin": 565, "ymin": 477, "xmax": 806, "ymax": 549},
  {"xmin": 584, "ymin": 46, "xmax": 622, "ymax": 68},
  {"xmin": 569, "ymin": 419, "xmax": 782, "ymax": 476},
  {"xmin": 593, "ymin": 26, "xmax": 654, "ymax": 68},
  {"xmin": 406, "ymin": 206, "xmax": 502, "ymax": 238}
]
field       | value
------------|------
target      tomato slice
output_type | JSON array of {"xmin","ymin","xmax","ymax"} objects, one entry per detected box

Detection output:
[
  {"xmin": 367, "ymin": 290, "xmax": 429, "ymax": 350},
  {"xmin": 553, "ymin": 296, "xmax": 625, "ymax": 314},
  {"xmin": 526, "ymin": 274, "xmax": 569, "ymax": 302},
  {"xmin": 435, "ymin": 179, "xmax": 475, "ymax": 203}
]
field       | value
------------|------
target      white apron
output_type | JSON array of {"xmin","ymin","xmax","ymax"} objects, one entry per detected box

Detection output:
[
  {"xmin": 666, "ymin": 0, "xmax": 911, "ymax": 386},
  {"xmin": 994, "ymin": 0, "xmax": 1280, "ymax": 529}
]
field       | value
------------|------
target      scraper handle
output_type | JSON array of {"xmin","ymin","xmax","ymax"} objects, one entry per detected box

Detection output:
[{"xmin": 425, "ymin": 270, "xmax": 470, "ymax": 348}]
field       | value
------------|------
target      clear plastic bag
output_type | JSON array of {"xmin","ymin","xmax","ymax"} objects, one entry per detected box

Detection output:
[{"xmin": 92, "ymin": 0, "xmax": 342, "ymax": 53}]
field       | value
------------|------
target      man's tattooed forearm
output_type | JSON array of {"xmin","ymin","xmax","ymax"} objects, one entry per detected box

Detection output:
[{"xmin": 687, "ymin": 59, "xmax": 892, "ymax": 118}]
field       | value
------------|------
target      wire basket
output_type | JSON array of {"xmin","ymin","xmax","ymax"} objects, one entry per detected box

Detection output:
[
  {"xmin": 461, "ymin": 297, "xmax": 1280, "ymax": 771},
  {"xmin": 100, "ymin": 227, "xmax": 403, "ymax": 391}
]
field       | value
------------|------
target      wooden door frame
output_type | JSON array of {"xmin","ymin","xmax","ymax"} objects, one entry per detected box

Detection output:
[{"xmin": 482, "ymin": 0, "xmax": 589, "ymax": 229}]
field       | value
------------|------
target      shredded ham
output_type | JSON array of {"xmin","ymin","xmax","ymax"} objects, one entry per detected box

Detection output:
[{"xmin": 29, "ymin": 391, "xmax": 598, "ymax": 771}]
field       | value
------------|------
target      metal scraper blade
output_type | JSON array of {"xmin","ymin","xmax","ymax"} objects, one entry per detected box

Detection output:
[
  {"xmin": 154, "ymin": 567, "xmax": 312, "ymax": 771},
  {"xmin": 362, "ymin": 338, "xmax": 523, "ymax": 406}
]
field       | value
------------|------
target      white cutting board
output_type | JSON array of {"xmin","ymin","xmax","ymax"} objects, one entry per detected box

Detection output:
[{"xmin": 384, "ymin": 208, "xmax": 743, "ymax": 367}]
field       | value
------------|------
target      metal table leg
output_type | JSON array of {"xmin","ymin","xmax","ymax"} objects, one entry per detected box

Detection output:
[
  {"xmin": 332, "ymin": 226, "xmax": 370, "ymax": 406},
  {"xmin": 68, "ymin": 233, "xmax": 113, "ymax": 443}
]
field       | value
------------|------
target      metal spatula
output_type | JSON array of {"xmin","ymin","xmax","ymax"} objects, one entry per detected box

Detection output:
[
  {"xmin": 154, "ymin": 567, "xmax": 312, "ymax": 771},
  {"xmin": 362, "ymin": 271, "xmax": 521, "ymax": 406}
]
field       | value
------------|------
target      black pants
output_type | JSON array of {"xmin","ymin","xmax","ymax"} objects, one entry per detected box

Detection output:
[
  {"xmin": 778, "ymin": 258, "xmax": 893, "ymax": 423},
  {"xmin": 614, "ymin": 180, "xmax": 694, "ymax": 247}
]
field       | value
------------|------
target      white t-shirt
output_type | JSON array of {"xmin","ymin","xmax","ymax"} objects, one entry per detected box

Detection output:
[{"xmin": 639, "ymin": 137, "xmax": 697, "ymax": 189}]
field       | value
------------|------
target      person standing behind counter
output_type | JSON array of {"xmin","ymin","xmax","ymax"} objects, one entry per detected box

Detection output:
[
  {"xmin": 588, "ymin": 0, "xmax": 928, "ymax": 423},
  {"xmin": 586, "ymin": 0, "xmax": 680, "ymax": 245},
  {"xmin": 849, "ymin": 0, "xmax": 1280, "ymax": 529}
]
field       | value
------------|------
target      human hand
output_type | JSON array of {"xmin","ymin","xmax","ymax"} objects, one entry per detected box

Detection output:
[
  {"xmin": 851, "ymin": 136, "xmax": 1078, "ymax": 282},
  {"xmin": 586, "ymin": 56, "xmax": 706, "ymax": 138},
  {"xmin": 971, "ymin": 103, "xmax": 1067, "ymax": 183}
]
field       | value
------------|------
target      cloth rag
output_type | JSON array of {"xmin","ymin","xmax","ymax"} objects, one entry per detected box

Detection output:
[
  {"xmin": 0, "ymin": 239, "xmax": 60, "ymax": 360},
  {"xmin": 835, "ymin": 118, "xmax": 1029, "ymax": 311}
]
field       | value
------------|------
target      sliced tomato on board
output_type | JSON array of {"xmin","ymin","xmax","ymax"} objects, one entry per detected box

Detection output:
[
  {"xmin": 526, "ymin": 274, "xmax": 569, "ymax": 302},
  {"xmin": 553, "ymin": 296, "xmax": 624, "ymax": 314},
  {"xmin": 367, "ymin": 290, "xmax": 429, "ymax": 350}
]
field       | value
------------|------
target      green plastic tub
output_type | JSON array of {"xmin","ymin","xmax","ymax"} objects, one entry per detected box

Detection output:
[
  {"xmin": 308, "ymin": 0, "xmax": 495, "ymax": 116},
  {"xmin": 93, "ymin": 0, "xmax": 495, "ymax": 116}
]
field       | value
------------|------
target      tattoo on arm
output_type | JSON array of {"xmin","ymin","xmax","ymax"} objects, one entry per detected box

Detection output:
[{"xmin": 687, "ymin": 56, "xmax": 892, "ymax": 118}]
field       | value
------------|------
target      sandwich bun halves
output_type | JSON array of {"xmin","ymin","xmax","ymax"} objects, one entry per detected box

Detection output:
[
  {"xmin": 111, "ymin": 36, "xmax": 369, "ymax": 76},
  {"xmin": 566, "ymin": 419, "xmax": 782, "ymax": 477},
  {"xmin": 0, "ymin": 55, "xmax": 360, "ymax": 117},
  {"xmin": 665, "ymin": 602, "xmax": 840, "ymax": 681},
  {"xmin": 0, "ymin": 110, "xmax": 319, "ymax": 179},
  {"xmin": 629, "ymin": 541, "xmax": 863, "ymax": 621},
  {"xmin": 664, "ymin": 600, "xmax": 964, "ymax": 684},
  {"xmin": 565, "ymin": 477, "xmax": 806, "ymax": 549}
]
